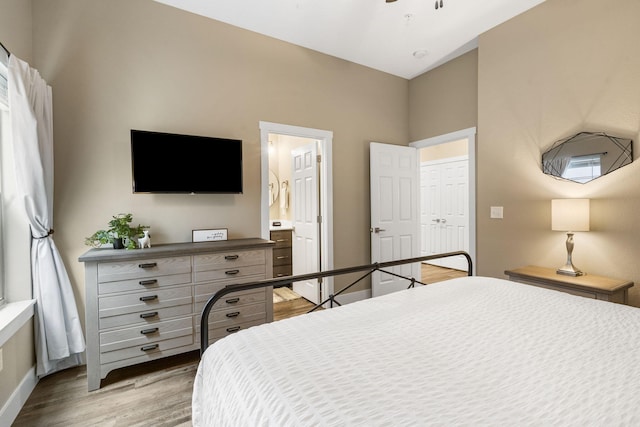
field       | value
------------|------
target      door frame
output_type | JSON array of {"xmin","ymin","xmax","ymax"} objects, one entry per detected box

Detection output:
[
  {"xmin": 410, "ymin": 127, "xmax": 476, "ymax": 273},
  {"xmin": 259, "ymin": 121, "xmax": 334, "ymax": 303}
]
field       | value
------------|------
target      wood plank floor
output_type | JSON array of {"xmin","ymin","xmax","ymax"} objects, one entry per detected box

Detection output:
[{"xmin": 13, "ymin": 265, "xmax": 465, "ymax": 426}]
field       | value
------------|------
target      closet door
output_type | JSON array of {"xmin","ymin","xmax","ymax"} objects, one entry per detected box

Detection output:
[{"xmin": 421, "ymin": 157, "xmax": 469, "ymax": 271}]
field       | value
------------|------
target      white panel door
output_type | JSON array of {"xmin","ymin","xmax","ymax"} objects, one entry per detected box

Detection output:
[
  {"xmin": 421, "ymin": 158, "xmax": 469, "ymax": 270},
  {"xmin": 291, "ymin": 142, "xmax": 320, "ymax": 304},
  {"xmin": 370, "ymin": 142, "xmax": 420, "ymax": 297}
]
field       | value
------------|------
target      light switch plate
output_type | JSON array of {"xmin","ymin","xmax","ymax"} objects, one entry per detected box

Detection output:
[{"xmin": 490, "ymin": 206, "xmax": 504, "ymax": 219}]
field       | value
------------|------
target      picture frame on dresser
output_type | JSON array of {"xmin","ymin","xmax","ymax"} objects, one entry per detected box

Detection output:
[{"xmin": 78, "ymin": 238, "xmax": 274, "ymax": 391}]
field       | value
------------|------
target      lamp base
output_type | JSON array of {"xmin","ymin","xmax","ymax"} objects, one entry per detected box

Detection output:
[{"xmin": 556, "ymin": 264, "xmax": 584, "ymax": 277}]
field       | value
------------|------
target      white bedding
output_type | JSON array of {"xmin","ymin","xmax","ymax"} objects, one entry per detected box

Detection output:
[{"xmin": 193, "ymin": 276, "xmax": 640, "ymax": 426}]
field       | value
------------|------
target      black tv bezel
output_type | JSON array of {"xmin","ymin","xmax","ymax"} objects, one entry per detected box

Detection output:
[{"xmin": 130, "ymin": 129, "xmax": 243, "ymax": 194}]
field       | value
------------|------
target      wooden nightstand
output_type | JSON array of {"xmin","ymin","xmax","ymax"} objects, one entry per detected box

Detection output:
[{"xmin": 504, "ymin": 265, "xmax": 633, "ymax": 304}]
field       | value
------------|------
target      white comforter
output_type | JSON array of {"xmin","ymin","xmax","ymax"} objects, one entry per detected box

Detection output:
[{"xmin": 193, "ymin": 276, "xmax": 640, "ymax": 426}]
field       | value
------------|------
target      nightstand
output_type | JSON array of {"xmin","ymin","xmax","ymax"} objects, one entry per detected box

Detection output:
[{"xmin": 504, "ymin": 265, "xmax": 633, "ymax": 304}]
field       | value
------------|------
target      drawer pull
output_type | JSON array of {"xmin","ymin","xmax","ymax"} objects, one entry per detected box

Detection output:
[
  {"xmin": 226, "ymin": 326, "xmax": 241, "ymax": 333},
  {"xmin": 141, "ymin": 344, "xmax": 159, "ymax": 352},
  {"xmin": 140, "ymin": 327, "xmax": 159, "ymax": 335},
  {"xmin": 226, "ymin": 311, "xmax": 240, "ymax": 318},
  {"xmin": 225, "ymin": 269, "xmax": 240, "ymax": 275},
  {"xmin": 276, "ymin": 256, "xmax": 289, "ymax": 260},
  {"xmin": 224, "ymin": 255, "xmax": 239, "ymax": 261},
  {"xmin": 276, "ymin": 239, "xmax": 288, "ymax": 243},
  {"xmin": 140, "ymin": 311, "xmax": 158, "ymax": 319},
  {"xmin": 225, "ymin": 297, "xmax": 240, "ymax": 304},
  {"xmin": 138, "ymin": 262, "xmax": 157, "ymax": 269},
  {"xmin": 139, "ymin": 279, "xmax": 158, "ymax": 286},
  {"xmin": 139, "ymin": 295, "xmax": 158, "ymax": 302},
  {"xmin": 276, "ymin": 274, "xmax": 286, "ymax": 277}
]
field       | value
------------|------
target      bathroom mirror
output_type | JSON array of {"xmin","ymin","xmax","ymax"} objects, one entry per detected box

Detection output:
[
  {"xmin": 542, "ymin": 132, "xmax": 633, "ymax": 184},
  {"xmin": 269, "ymin": 170, "xmax": 279, "ymax": 206}
]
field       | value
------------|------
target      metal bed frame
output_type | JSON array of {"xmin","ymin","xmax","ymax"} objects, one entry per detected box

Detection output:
[{"xmin": 200, "ymin": 251, "xmax": 473, "ymax": 355}]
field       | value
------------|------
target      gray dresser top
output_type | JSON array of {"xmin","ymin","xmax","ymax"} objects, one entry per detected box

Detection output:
[{"xmin": 78, "ymin": 238, "xmax": 274, "ymax": 263}]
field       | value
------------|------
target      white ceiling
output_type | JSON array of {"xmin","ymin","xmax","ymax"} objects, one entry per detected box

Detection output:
[{"xmin": 155, "ymin": 0, "xmax": 546, "ymax": 79}]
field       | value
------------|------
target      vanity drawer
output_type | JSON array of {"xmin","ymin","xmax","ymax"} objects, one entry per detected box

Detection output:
[
  {"xmin": 98, "ymin": 257, "xmax": 191, "ymax": 283},
  {"xmin": 98, "ymin": 273, "xmax": 191, "ymax": 295},
  {"xmin": 194, "ymin": 288, "xmax": 266, "ymax": 314},
  {"xmin": 99, "ymin": 317, "xmax": 193, "ymax": 353},
  {"xmin": 194, "ymin": 250, "xmax": 265, "ymax": 272},
  {"xmin": 270, "ymin": 230, "xmax": 292, "ymax": 249},
  {"xmin": 273, "ymin": 248, "xmax": 292, "ymax": 267},
  {"xmin": 100, "ymin": 334, "xmax": 194, "ymax": 365},
  {"xmin": 273, "ymin": 265, "xmax": 292, "ymax": 278}
]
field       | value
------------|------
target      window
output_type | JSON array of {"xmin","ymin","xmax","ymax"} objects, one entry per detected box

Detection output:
[{"xmin": 562, "ymin": 154, "xmax": 603, "ymax": 184}]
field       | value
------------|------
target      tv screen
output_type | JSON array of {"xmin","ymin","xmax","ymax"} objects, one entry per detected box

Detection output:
[{"xmin": 131, "ymin": 130, "xmax": 243, "ymax": 194}]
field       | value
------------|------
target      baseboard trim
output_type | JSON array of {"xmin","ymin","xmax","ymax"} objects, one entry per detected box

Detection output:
[{"xmin": 0, "ymin": 365, "xmax": 37, "ymax": 426}]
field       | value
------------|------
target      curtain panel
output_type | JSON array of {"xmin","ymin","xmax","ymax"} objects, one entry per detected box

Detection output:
[{"xmin": 8, "ymin": 55, "xmax": 85, "ymax": 377}]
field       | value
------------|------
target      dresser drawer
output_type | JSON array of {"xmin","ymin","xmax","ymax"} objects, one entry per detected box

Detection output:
[
  {"xmin": 194, "ymin": 264, "xmax": 266, "ymax": 283},
  {"xmin": 270, "ymin": 230, "xmax": 292, "ymax": 249},
  {"xmin": 99, "ymin": 286, "xmax": 193, "ymax": 317},
  {"xmin": 98, "ymin": 273, "xmax": 191, "ymax": 295},
  {"xmin": 198, "ymin": 318, "xmax": 266, "ymax": 344},
  {"xmin": 193, "ymin": 250, "xmax": 265, "ymax": 272},
  {"xmin": 273, "ymin": 248, "xmax": 292, "ymax": 267},
  {"xmin": 197, "ymin": 302, "xmax": 266, "ymax": 330},
  {"xmin": 99, "ymin": 304, "xmax": 193, "ymax": 330},
  {"xmin": 194, "ymin": 287, "xmax": 266, "ymax": 314},
  {"xmin": 99, "ymin": 317, "xmax": 192, "ymax": 353},
  {"xmin": 100, "ymin": 334, "xmax": 194, "ymax": 365},
  {"xmin": 98, "ymin": 257, "xmax": 191, "ymax": 283}
]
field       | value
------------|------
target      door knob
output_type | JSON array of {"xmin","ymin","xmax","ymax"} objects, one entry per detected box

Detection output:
[
  {"xmin": 431, "ymin": 219, "xmax": 441, "ymax": 223},
  {"xmin": 370, "ymin": 227, "xmax": 386, "ymax": 233}
]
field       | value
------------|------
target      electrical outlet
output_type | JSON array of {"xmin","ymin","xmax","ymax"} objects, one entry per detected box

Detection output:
[{"xmin": 0, "ymin": 348, "xmax": 3, "ymax": 372}]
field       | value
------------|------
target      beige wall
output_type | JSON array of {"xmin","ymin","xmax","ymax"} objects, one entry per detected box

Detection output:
[
  {"xmin": 0, "ymin": 0, "xmax": 36, "ymax": 414},
  {"xmin": 409, "ymin": 49, "xmax": 478, "ymax": 142},
  {"xmin": 419, "ymin": 139, "xmax": 468, "ymax": 162},
  {"xmin": 477, "ymin": 0, "xmax": 640, "ymax": 305},
  {"xmin": 0, "ymin": 321, "xmax": 34, "ymax": 406},
  {"xmin": 30, "ymin": 0, "xmax": 408, "ymax": 322}
]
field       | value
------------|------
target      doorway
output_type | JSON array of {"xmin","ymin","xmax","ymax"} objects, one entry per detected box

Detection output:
[
  {"xmin": 260, "ymin": 122, "xmax": 334, "ymax": 309},
  {"xmin": 411, "ymin": 127, "xmax": 476, "ymax": 277}
]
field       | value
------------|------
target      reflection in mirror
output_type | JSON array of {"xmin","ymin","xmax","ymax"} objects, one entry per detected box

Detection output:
[
  {"xmin": 269, "ymin": 169, "xmax": 279, "ymax": 206},
  {"xmin": 542, "ymin": 132, "xmax": 633, "ymax": 184}
]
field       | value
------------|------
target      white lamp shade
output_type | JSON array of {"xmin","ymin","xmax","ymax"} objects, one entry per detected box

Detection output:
[{"xmin": 551, "ymin": 199, "xmax": 590, "ymax": 232}]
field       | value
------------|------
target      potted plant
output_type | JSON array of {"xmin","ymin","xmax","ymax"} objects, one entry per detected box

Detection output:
[{"xmin": 85, "ymin": 213, "xmax": 149, "ymax": 250}]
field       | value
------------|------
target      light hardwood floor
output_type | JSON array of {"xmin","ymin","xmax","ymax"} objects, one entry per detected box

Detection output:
[{"xmin": 13, "ymin": 265, "xmax": 466, "ymax": 426}]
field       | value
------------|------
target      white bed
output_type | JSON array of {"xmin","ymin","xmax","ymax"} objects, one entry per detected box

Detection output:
[{"xmin": 193, "ymin": 276, "xmax": 640, "ymax": 426}]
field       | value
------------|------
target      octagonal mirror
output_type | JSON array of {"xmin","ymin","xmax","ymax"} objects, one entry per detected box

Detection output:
[{"xmin": 542, "ymin": 132, "xmax": 633, "ymax": 184}]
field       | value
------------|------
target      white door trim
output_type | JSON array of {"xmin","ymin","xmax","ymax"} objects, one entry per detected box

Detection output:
[
  {"xmin": 259, "ymin": 121, "xmax": 334, "ymax": 303},
  {"xmin": 410, "ymin": 127, "xmax": 476, "ymax": 274}
]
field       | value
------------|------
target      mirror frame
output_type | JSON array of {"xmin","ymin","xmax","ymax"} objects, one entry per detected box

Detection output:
[{"xmin": 542, "ymin": 131, "xmax": 633, "ymax": 184}]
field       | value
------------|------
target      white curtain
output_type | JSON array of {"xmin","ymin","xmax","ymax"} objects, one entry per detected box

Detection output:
[{"xmin": 8, "ymin": 55, "xmax": 85, "ymax": 377}]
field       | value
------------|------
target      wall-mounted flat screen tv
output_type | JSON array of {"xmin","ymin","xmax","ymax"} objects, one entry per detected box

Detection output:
[{"xmin": 131, "ymin": 129, "xmax": 243, "ymax": 194}]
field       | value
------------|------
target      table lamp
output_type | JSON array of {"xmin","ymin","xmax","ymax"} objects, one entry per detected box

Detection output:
[{"xmin": 552, "ymin": 199, "xmax": 590, "ymax": 276}]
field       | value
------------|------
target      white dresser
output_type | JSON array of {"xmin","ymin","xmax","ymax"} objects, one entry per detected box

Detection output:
[{"xmin": 79, "ymin": 238, "xmax": 274, "ymax": 391}]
